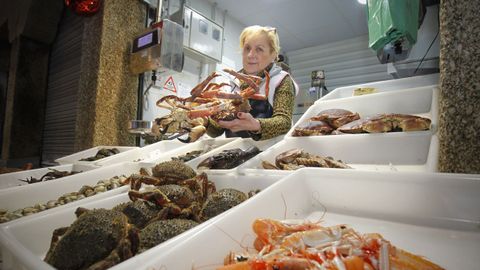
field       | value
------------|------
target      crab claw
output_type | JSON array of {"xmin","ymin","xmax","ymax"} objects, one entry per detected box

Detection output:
[{"xmin": 178, "ymin": 125, "xmax": 207, "ymax": 143}]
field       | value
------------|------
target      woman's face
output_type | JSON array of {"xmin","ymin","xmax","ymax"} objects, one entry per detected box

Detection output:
[{"xmin": 242, "ymin": 33, "xmax": 276, "ymax": 75}]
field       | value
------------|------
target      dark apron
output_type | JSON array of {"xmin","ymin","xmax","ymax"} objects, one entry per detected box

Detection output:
[{"xmin": 225, "ymin": 99, "xmax": 273, "ymax": 138}]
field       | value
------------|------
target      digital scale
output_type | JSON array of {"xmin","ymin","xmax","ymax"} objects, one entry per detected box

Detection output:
[{"xmin": 130, "ymin": 19, "xmax": 184, "ymax": 74}]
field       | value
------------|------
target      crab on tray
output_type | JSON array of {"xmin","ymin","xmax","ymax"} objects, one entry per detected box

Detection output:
[{"xmin": 288, "ymin": 85, "xmax": 438, "ymax": 138}]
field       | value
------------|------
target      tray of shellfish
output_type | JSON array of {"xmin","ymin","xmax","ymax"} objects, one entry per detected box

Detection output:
[
  {"xmin": 238, "ymin": 133, "xmax": 439, "ymax": 175},
  {"xmin": 93, "ymin": 140, "xmax": 187, "ymax": 166},
  {"xmin": 0, "ymin": 162, "xmax": 148, "ymax": 225},
  {"xmin": 186, "ymin": 137, "xmax": 282, "ymax": 175},
  {"xmin": 55, "ymin": 146, "xmax": 138, "ymax": 166},
  {"xmin": 0, "ymin": 160, "xmax": 283, "ymax": 270},
  {"xmin": 0, "ymin": 163, "xmax": 98, "ymax": 190},
  {"xmin": 122, "ymin": 168, "xmax": 480, "ymax": 270},
  {"xmin": 289, "ymin": 85, "xmax": 438, "ymax": 138},
  {"xmin": 141, "ymin": 138, "xmax": 239, "ymax": 165}
]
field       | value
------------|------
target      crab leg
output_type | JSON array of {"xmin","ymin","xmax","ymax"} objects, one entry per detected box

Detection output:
[
  {"xmin": 223, "ymin": 68, "xmax": 261, "ymax": 94},
  {"xmin": 199, "ymin": 90, "xmax": 242, "ymax": 100},
  {"xmin": 204, "ymin": 82, "xmax": 230, "ymax": 92},
  {"xmin": 248, "ymin": 70, "xmax": 270, "ymax": 100},
  {"xmin": 190, "ymin": 72, "xmax": 220, "ymax": 98}
]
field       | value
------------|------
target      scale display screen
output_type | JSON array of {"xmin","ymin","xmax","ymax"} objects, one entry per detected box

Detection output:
[
  {"xmin": 132, "ymin": 29, "xmax": 160, "ymax": 53},
  {"xmin": 138, "ymin": 33, "xmax": 153, "ymax": 48}
]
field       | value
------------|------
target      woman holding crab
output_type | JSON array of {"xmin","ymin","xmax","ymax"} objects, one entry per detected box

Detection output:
[{"xmin": 206, "ymin": 25, "xmax": 299, "ymax": 140}]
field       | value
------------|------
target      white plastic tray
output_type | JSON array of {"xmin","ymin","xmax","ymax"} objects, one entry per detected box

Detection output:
[
  {"xmin": 132, "ymin": 169, "xmax": 480, "ymax": 270},
  {"xmin": 93, "ymin": 140, "xmax": 186, "ymax": 166},
  {"xmin": 320, "ymin": 73, "xmax": 439, "ymax": 101},
  {"xmin": 143, "ymin": 138, "xmax": 238, "ymax": 164},
  {"xmin": 239, "ymin": 133, "xmax": 438, "ymax": 175},
  {"xmin": 288, "ymin": 85, "xmax": 438, "ymax": 138},
  {"xmin": 187, "ymin": 137, "xmax": 281, "ymax": 175},
  {"xmin": 0, "ymin": 162, "xmax": 146, "ymax": 223},
  {"xmin": 54, "ymin": 146, "xmax": 138, "ymax": 165},
  {"xmin": 0, "ymin": 173, "xmax": 284, "ymax": 270},
  {"xmin": 0, "ymin": 163, "xmax": 98, "ymax": 190}
]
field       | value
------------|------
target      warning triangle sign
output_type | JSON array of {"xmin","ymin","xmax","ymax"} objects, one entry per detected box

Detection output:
[{"xmin": 163, "ymin": 76, "xmax": 177, "ymax": 93}]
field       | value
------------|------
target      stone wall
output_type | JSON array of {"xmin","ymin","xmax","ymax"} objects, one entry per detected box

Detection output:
[
  {"xmin": 75, "ymin": 0, "xmax": 145, "ymax": 150},
  {"xmin": 438, "ymin": 1, "xmax": 480, "ymax": 173}
]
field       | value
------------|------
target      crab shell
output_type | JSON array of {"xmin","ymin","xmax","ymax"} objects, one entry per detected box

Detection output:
[
  {"xmin": 292, "ymin": 120, "xmax": 333, "ymax": 136},
  {"xmin": 337, "ymin": 113, "xmax": 431, "ymax": 133},
  {"xmin": 310, "ymin": 109, "xmax": 360, "ymax": 129},
  {"xmin": 113, "ymin": 200, "xmax": 161, "ymax": 229},
  {"xmin": 200, "ymin": 188, "xmax": 248, "ymax": 221},
  {"xmin": 152, "ymin": 160, "xmax": 197, "ymax": 184},
  {"xmin": 138, "ymin": 219, "xmax": 198, "ymax": 253}
]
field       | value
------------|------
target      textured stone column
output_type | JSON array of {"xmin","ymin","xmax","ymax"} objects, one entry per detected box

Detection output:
[
  {"xmin": 75, "ymin": 0, "xmax": 145, "ymax": 150},
  {"xmin": 438, "ymin": 1, "xmax": 480, "ymax": 173}
]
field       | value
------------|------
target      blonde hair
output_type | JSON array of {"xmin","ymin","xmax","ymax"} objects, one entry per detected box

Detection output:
[{"xmin": 239, "ymin": 25, "xmax": 280, "ymax": 59}]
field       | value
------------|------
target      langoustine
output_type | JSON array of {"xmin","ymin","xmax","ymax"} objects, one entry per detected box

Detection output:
[{"xmin": 219, "ymin": 218, "xmax": 444, "ymax": 270}]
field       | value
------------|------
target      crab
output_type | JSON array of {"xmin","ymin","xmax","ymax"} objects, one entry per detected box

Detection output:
[
  {"xmin": 138, "ymin": 218, "xmax": 199, "ymax": 253},
  {"xmin": 310, "ymin": 108, "xmax": 360, "ymax": 129},
  {"xmin": 44, "ymin": 207, "xmax": 139, "ymax": 270},
  {"xmin": 127, "ymin": 170, "xmax": 215, "ymax": 222},
  {"xmin": 337, "ymin": 113, "xmax": 431, "ymax": 133},
  {"xmin": 291, "ymin": 120, "xmax": 333, "ymax": 137},
  {"xmin": 151, "ymin": 69, "xmax": 268, "ymax": 143},
  {"xmin": 262, "ymin": 148, "xmax": 351, "ymax": 170},
  {"xmin": 200, "ymin": 188, "xmax": 248, "ymax": 221},
  {"xmin": 113, "ymin": 200, "xmax": 162, "ymax": 229},
  {"xmin": 292, "ymin": 109, "xmax": 360, "ymax": 137}
]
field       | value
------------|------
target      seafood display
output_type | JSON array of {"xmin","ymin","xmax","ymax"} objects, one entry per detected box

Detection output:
[
  {"xmin": 221, "ymin": 218, "xmax": 444, "ymax": 270},
  {"xmin": 0, "ymin": 175, "xmax": 127, "ymax": 223},
  {"xmin": 261, "ymin": 148, "xmax": 351, "ymax": 170},
  {"xmin": 197, "ymin": 146, "xmax": 261, "ymax": 170},
  {"xmin": 151, "ymin": 68, "xmax": 268, "ymax": 143},
  {"xmin": 293, "ymin": 109, "xmax": 431, "ymax": 137},
  {"xmin": 19, "ymin": 168, "xmax": 80, "ymax": 184},
  {"xmin": 79, "ymin": 148, "xmax": 120, "ymax": 161},
  {"xmin": 43, "ymin": 161, "xmax": 252, "ymax": 269}
]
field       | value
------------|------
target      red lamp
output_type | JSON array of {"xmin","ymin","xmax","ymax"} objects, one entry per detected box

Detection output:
[{"xmin": 65, "ymin": 0, "xmax": 101, "ymax": 16}]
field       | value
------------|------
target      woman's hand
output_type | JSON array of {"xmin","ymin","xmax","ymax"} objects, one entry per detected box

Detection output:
[{"xmin": 218, "ymin": 112, "xmax": 261, "ymax": 133}]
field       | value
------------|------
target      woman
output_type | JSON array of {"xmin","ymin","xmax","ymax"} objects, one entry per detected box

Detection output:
[{"xmin": 206, "ymin": 25, "xmax": 299, "ymax": 140}]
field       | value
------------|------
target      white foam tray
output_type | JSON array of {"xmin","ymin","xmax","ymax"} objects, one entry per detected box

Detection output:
[
  {"xmin": 187, "ymin": 137, "xmax": 281, "ymax": 175},
  {"xmin": 0, "ymin": 162, "xmax": 146, "ymax": 223},
  {"xmin": 94, "ymin": 140, "xmax": 186, "ymax": 166},
  {"xmin": 0, "ymin": 163, "xmax": 98, "ymax": 190},
  {"xmin": 143, "ymin": 138, "xmax": 238, "ymax": 165},
  {"xmin": 320, "ymin": 73, "xmax": 439, "ymax": 101},
  {"xmin": 239, "ymin": 133, "xmax": 439, "ymax": 175},
  {"xmin": 129, "ymin": 169, "xmax": 480, "ymax": 270},
  {"xmin": 288, "ymin": 85, "xmax": 439, "ymax": 138},
  {"xmin": 0, "ymin": 173, "xmax": 284, "ymax": 270},
  {"xmin": 54, "ymin": 146, "xmax": 138, "ymax": 166}
]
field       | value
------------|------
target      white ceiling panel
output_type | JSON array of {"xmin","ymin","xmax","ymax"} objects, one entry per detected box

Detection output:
[{"xmin": 207, "ymin": 0, "xmax": 369, "ymax": 53}]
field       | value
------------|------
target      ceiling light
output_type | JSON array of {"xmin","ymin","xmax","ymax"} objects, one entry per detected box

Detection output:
[{"xmin": 358, "ymin": 0, "xmax": 366, "ymax": 4}]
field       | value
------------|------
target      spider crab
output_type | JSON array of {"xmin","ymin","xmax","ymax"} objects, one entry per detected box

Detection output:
[
  {"xmin": 44, "ymin": 207, "xmax": 139, "ymax": 270},
  {"xmin": 125, "ymin": 161, "xmax": 216, "ymax": 222},
  {"xmin": 151, "ymin": 68, "xmax": 269, "ymax": 143}
]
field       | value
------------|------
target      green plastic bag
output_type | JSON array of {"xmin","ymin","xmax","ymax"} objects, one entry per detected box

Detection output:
[{"xmin": 367, "ymin": 0, "xmax": 419, "ymax": 51}]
